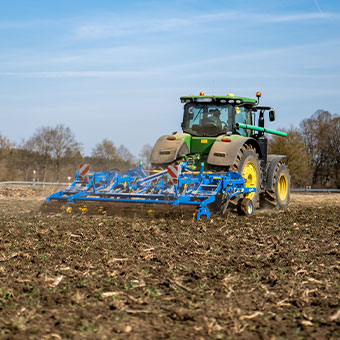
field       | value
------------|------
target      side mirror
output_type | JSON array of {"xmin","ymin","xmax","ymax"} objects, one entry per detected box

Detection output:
[{"xmin": 269, "ymin": 110, "xmax": 275, "ymax": 122}]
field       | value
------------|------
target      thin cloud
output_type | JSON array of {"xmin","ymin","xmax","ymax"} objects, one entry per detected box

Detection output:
[
  {"xmin": 0, "ymin": 70, "xmax": 160, "ymax": 78},
  {"xmin": 314, "ymin": 0, "xmax": 323, "ymax": 13},
  {"xmin": 185, "ymin": 71, "xmax": 340, "ymax": 80},
  {"xmin": 261, "ymin": 12, "xmax": 330, "ymax": 22},
  {"xmin": 0, "ymin": 45, "xmax": 165, "ymax": 72},
  {"xmin": 0, "ymin": 18, "xmax": 65, "ymax": 30},
  {"xmin": 72, "ymin": 10, "xmax": 337, "ymax": 41},
  {"xmin": 1, "ymin": 38, "xmax": 339, "ymax": 80},
  {"xmin": 154, "ymin": 38, "xmax": 340, "ymax": 73}
]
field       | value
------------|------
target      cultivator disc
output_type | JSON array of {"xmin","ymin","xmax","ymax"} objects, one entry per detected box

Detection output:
[{"xmin": 42, "ymin": 163, "xmax": 256, "ymax": 220}]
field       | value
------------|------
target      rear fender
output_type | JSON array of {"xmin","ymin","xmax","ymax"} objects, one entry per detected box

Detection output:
[
  {"xmin": 150, "ymin": 135, "xmax": 189, "ymax": 164},
  {"xmin": 207, "ymin": 137, "xmax": 262, "ymax": 167},
  {"xmin": 265, "ymin": 155, "xmax": 286, "ymax": 190}
]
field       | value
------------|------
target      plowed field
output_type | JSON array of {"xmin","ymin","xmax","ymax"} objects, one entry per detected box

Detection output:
[{"xmin": 0, "ymin": 187, "xmax": 339, "ymax": 339}]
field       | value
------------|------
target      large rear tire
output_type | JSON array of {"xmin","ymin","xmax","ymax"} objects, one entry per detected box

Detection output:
[
  {"xmin": 230, "ymin": 145, "xmax": 261, "ymax": 206},
  {"xmin": 261, "ymin": 162, "xmax": 290, "ymax": 209}
]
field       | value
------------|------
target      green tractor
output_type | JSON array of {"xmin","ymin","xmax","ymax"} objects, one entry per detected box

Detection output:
[{"xmin": 150, "ymin": 91, "xmax": 290, "ymax": 210}]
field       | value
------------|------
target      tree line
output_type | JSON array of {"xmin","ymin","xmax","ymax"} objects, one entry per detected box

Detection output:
[
  {"xmin": 0, "ymin": 109, "xmax": 339, "ymax": 187},
  {"xmin": 268, "ymin": 109, "xmax": 340, "ymax": 188},
  {"xmin": 0, "ymin": 124, "xmax": 152, "ymax": 183}
]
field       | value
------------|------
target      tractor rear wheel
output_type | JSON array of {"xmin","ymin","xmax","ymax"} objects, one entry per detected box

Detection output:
[
  {"xmin": 230, "ymin": 144, "xmax": 261, "ymax": 206},
  {"xmin": 261, "ymin": 162, "xmax": 290, "ymax": 209}
]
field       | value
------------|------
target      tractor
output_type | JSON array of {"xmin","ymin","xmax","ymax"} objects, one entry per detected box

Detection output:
[
  {"xmin": 150, "ymin": 91, "xmax": 290, "ymax": 210},
  {"xmin": 44, "ymin": 91, "xmax": 290, "ymax": 219}
]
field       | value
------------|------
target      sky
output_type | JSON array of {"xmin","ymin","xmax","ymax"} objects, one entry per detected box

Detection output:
[{"xmin": 0, "ymin": 0, "xmax": 339, "ymax": 157}]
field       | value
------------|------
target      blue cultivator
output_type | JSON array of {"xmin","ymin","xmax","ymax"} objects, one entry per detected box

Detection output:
[{"xmin": 45, "ymin": 163, "xmax": 256, "ymax": 219}]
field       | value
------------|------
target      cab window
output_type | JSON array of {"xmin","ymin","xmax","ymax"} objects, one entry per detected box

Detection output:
[
  {"xmin": 182, "ymin": 103, "xmax": 231, "ymax": 137},
  {"xmin": 235, "ymin": 106, "xmax": 251, "ymax": 136}
]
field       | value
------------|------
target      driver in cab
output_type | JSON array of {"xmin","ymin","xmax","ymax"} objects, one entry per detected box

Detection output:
[{"xmin": 209, "ymin": 109, "xmax": 223, "ymax": 130}]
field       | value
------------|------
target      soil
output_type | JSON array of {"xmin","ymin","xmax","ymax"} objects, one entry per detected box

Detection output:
[{"xmin": 0, "ymin": 187, "xmax": 339, "ymax": 339}]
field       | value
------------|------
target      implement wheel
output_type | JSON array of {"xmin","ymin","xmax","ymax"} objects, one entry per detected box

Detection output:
[
  {"xmin": 237, "ymin": 198, "xmax": 254, "ymax": 216},
  {"xmin": 231, "ymin": 144, "xmax": 261, "ymax": 206},
  {"xmin": 262, "ymin": 162, "xmax": 290, "ymax": 209}
]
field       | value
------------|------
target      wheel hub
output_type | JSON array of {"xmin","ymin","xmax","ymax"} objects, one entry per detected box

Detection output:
[
  {"xmin": 242, "ymin": 161, "xmax": 257, "ymax": 200},
  {"xmin": 278, "ymin": 174, "xmax": 288, "ymax": 201}
]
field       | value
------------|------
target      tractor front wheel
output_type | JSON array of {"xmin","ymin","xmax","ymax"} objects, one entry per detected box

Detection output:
[{"xmin": 262, "ymin": 162, "xmax": 290, "ymax": 209}]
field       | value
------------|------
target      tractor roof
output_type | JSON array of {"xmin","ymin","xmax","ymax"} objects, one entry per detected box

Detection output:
[{"xmin": 180, "ymin": 94, "xmax": 257, "ymax": 105}]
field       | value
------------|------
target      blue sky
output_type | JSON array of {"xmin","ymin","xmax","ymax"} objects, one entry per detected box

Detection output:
[{"xmin": 0, "ymin": 0, "xmax": 339, "ymax": 157}]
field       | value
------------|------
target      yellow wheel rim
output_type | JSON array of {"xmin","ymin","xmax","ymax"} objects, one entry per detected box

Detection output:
[
  {"xmin": 242, "ymin": 161, "xmax": 257, "ymax": 200},
  {"xmin": 278, "ymin": 174, "xmax": 288, "ymax": 201}
]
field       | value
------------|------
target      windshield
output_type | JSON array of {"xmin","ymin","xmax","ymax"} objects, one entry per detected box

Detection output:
[{"xmin": 182, "ymin": 103, "xmax": 231, "ymax": 136}]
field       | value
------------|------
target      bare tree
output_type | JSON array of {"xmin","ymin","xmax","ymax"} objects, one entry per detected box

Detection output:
[
  {"xmin": 6, "ymin": 147, "xmax": 39, "ymax": 181},
  {"xmin": 117, "ymin": 145, "xmax": 135, "ymax": 164},
  {"xmin": 26, "ymin": 125, "xmax": 80, "ymax": 182},
  {"xmin": 91, "ymin": 139, "xmax": 118, "ymax": 171},
  {"xmin": 300, "ymin": 110, "xmax": 339, "ymax": 187},
  {"xmin": 48, "ymin": 124, "xmax": 81, "ymax": 181},
  {"xmin": 0, "ymin": 133, "xmax": 13, "ymax": 150},
  {"xmin": 90, "ymin": 140, "xmax": 138, "ymax": 172},
  {"xmin": 138, "ymin": 144, "xmax": 153, "ymax": 169},
  {"xmin": 92, "ymin": 139, "xmax": 117, "ymax": 160},
  {"xmin": 330, "ymin": 116, "xmax": 340, "ymax": 187},
  {"xmin": 25, "ymin": 127, "xmax": 53, "ymax": 182},
  {"xmin": 268, "ymin": 126, "xmax": 312, "ymax": 188},
  {"xmin": 0, "ymin": 133, "xmax": 14, "ymax": 181}
]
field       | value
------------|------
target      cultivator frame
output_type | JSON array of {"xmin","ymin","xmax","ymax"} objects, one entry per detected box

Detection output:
[{"xmin": 45, "ymin": 163, "xmax": 256, "ymax": 219}]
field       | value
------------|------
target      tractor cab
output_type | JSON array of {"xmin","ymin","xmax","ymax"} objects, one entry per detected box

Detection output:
[{"xmin": 180, "ymin": 93, "xmax": 257, "ymax": 138}]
